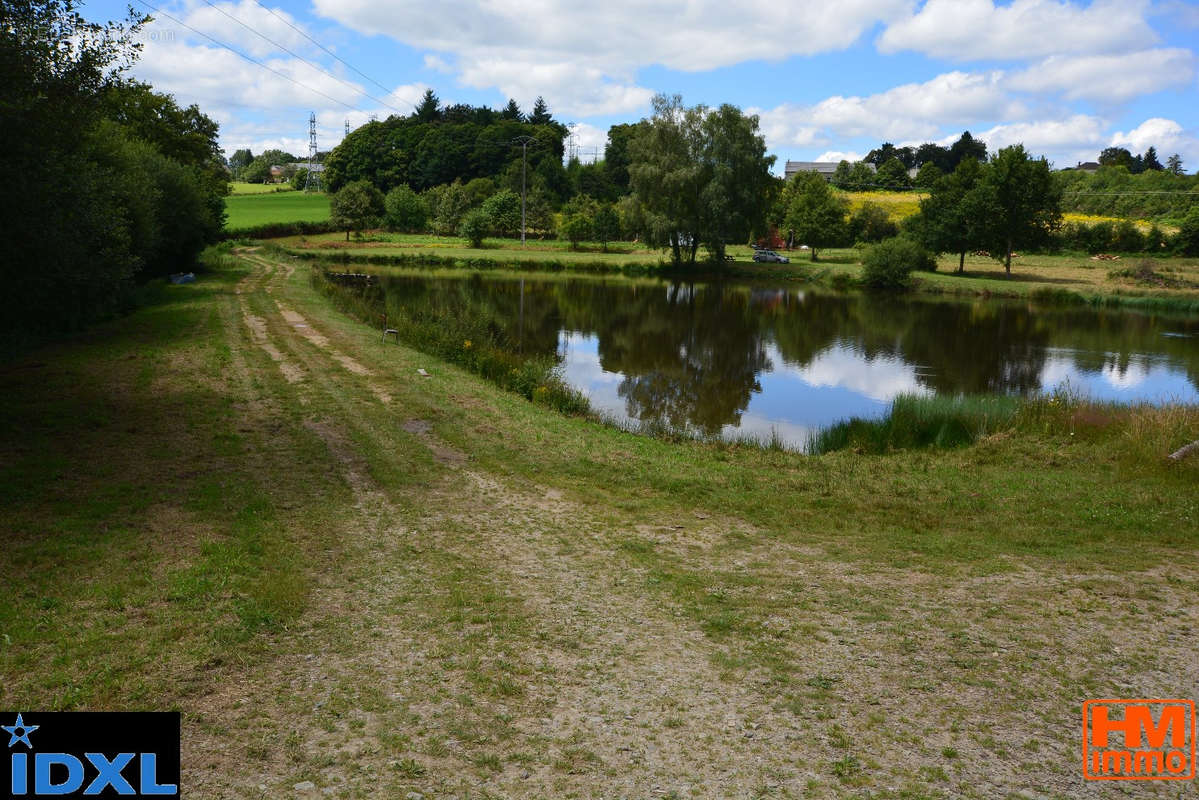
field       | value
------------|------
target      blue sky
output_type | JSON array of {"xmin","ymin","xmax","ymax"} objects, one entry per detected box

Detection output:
[{"xmin": 85, "ymin": 0, "xmax": 1199, "ymax": 173}]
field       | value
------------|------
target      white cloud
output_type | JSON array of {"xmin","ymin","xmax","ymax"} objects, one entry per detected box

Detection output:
[
  {"xmin": 455, "ymin": 57, "xmax": 654, "ymax": 117},
  {"xmin": 567, "ymin": 123, "xmax": 609, "ymax": 158},
  {"xmin": 311, "ymin": 0, "xmax": 911, "ymax": 116},
  {"xmin": 176, "ymin": 0, "xmax": 315, "ymax": 59},
  {"xmin": 973, "ymin": 114, "xmax": 1107, "ymax": 163},
  {"xmin": 1006, "ymin": 49, "xmax": 1194, "ymax": 103},
  {"xmin": 878, "ymin": 0, "xmax": 1158, "ymax": 61},
  {"xmin": 1110, "ymin": 118, "xmax": 1199, "ymax": 161},
  {"xmin": 815, "ymin": 151, "xmax": 865, "ymax": 162},
  {"xmin": 135, "ymin": 37, "xmax": 367, "ymax": 111},
  {"xmin": 753, "ymin": 71, "xmax": 1017, "ymax": 151}
]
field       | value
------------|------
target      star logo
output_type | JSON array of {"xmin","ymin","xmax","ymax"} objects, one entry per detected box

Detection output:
[{"xmin": 3, "ymin": 713, "xmax": 38, "ymax": 748}]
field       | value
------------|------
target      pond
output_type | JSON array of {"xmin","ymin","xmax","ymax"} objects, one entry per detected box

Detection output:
[{"xmin": 374, "ymin": 271, "xmax": 1199, "ymax": 447}]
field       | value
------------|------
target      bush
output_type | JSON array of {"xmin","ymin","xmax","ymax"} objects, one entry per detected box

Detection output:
[
  {"xmin": 383, "ymin": 184, "xmax": 428, "ymax": 232},
  {"xmin": 849, "ymin": 202, "xmax": 898, "ymax": 244},
  {"xmin": 1175, "ymin": 207, "xmax": 1199, "ymax": 256},
  {"xmin": 861, "ymin": 237, "xmax": 935, "ymax": 289},
  {"xmin": 1112, "ymin": 220, "xmax": 1144, "ymax": 253},
  {"xmin": 592, "ymin": 204, "xmax": 621, "ymax": 251},
  {"xmin": 459, "ymin": 208, "xmax": 490, "ymax": 247},
  {"xmin": 561, "ymin": 214, "xmax": 592, "ymax": 250},
  {"xmin": 481, "ymin": 189, "xmax": 521, "ymax": 237}
]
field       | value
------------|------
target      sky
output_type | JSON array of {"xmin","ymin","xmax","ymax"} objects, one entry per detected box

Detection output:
[{"xmin": 83, "ymin": 0, "xmax": 1199, "ymax": 173}]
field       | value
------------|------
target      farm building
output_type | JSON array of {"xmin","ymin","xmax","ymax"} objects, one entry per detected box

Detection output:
[{"xmin": 784, "ymin": 160, "xmax": 876, "ymax": 182}]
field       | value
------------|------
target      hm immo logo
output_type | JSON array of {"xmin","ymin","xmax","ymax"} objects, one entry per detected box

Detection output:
[
  {"xmin": 1083, "ymin": 699, "xmax": 1195, "ymax": 781},
  {"xmin": 2, "ymin": 711, "xmax": 180, "ymax": 797}
]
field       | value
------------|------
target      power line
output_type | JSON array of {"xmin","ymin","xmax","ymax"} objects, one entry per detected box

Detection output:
[
  {"xmin": 195, "ymin": 0, "xmax": 404, "ymax": 115},
  {"xmin": 133, "ymin": 0, "xmax": 358, "ymax": 112},
  {"xmin": 242, "ymin": 0, "xmax": 398, "ymax": 98},
  {"xmin": 1062, "ymin": 190, "xmax": 1199, "ymax": 196}
]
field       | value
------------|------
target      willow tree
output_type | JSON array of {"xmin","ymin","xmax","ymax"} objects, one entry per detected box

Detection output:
[{"xmin": 628, "ymin": 94, "xmax": 774, "ymax": 264}]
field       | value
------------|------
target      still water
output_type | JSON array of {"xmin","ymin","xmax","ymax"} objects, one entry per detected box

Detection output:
[{"xmin": 378, "ymin": 272, "xmax": 1199, "ymax": 446}]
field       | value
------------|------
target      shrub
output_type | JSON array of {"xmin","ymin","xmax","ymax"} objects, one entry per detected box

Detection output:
[
  {"xmin": 481, "ymin": 189, "xmax": 521, "ymax": 237},
  {"xmin": 1111, "ymin": 220, "xmax": 1144, "ymax": 253},
  {"xmin": 592, "ymin": 205, "xmax": 621, "ymax": 251},
  {"xmin": 459, "ymin": 208, "xmax": 490, "ymax": 247},
  {"xmin": 561, "ymin": 214, "xmax": 592, "ymax": 250},
  {"xmin": 383, "ymin": 184, "xmax": 428, "ymax": 232},
  {"xmin": 1175, "ymin": 207, "xmax": 1199, "ymax": 256},
  {"xmin": 849, "ymin": 202, "xmax": 899, "ymax": 244},
  {"xmin": 861, "ymin": 237, "xmax": 935, "ymax": 289}
]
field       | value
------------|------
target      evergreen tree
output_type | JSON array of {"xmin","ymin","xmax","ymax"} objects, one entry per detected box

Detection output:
[
  {"xmin": 501, "ymin": 98, "xmax": 523, "ymax": 121},
  {"xmin": 1141, "ymin": 146, "xmax": 1163, "ymax": 171},
  {"xmin": 529, "ymin": 96, "xmax": 552, "ymax": 125},
  {"xmin": 414, "ymin": 89, "xmax": 440, "ymax": 123}
]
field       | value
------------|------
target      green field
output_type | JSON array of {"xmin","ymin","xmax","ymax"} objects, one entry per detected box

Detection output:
[
  {"xmin": 225, "ymin": 190, "xmax": 330, "ymax": 229},
  {"xmin": 228, "ymin": 181, "xmax": 296, "ymax": 195},
  {"xmin": 2, "ymin": 245, "xmax": 1196, "ymax": 797}
]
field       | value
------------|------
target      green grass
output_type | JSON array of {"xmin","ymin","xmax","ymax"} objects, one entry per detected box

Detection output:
[
  {"xmin": 228, "ymin": 181, "xmax": 296, "ymax": 195},
  {"xmin": 225, "ymin": 191, "xmax": 330, "ymax": 229},
  {"xmin": 808, "ymin": 394, "xmax": 1025, "ymax": 454}
]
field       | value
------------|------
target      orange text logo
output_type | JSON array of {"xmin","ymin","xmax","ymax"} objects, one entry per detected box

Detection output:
[{"xmin": 1083, "ymin": 699, "xmax": 1195, "ymax": 781}]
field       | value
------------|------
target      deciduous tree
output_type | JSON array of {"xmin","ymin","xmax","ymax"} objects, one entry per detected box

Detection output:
[
  {"xmin": 628, "ymin": 94, "xmax": 774, "ymax": 264},
  {"xmin": 781, "ymin": 171, "xmax": 849, "ymax": 262},
  {"xmin": 978, "ymin": 145, "xmax": 1062, "ymax": 274},
  {"xmin": 330, "ymin": 180, "xmax": 383, "ymax": 240}
]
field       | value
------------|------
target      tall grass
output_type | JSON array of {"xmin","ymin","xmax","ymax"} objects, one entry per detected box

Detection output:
[
  {"xmin": 808, "ymin": 388, "xmax": 1199, "ymax": 457},
  {"xmin": 808, "ymin": 394, "xmax": 1024, "ymax": 454}
]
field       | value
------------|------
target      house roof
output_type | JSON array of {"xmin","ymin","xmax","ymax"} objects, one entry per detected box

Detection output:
[
  {"xmin": 785, "ymin": 161, "xmax": 840, "ymax": 174},
  {"xmin": 783, "ymin": 160, "xmax": 877, "ymax": 176}
]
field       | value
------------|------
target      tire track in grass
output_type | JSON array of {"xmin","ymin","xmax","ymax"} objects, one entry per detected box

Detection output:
[{"xmin": 227, "ymin": 249, "xmax": 822, "ymax": 797}]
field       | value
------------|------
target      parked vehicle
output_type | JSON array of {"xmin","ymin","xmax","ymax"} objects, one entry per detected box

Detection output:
[{"xmin": 752, "ymin": 249, "xmax": 790, "ymax": 263}]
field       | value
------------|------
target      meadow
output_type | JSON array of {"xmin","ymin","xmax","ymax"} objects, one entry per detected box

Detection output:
[
  {"xmin": 225, "ymin": 190, "xmax": 331, "ymax": 230},
  {"xmin": 228, "ymin": 181, "xmax": 297, "ymax": 195}
]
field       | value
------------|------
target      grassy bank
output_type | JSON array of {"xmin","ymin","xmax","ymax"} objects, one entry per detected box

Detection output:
[
  {"xmin": 311, "ymin": 269, "xmax": 588, "ymax": 414},
  {"xmin": 806, "ymin": 391, "xmax": 1198, "ymax": 456},
  {"xmin": 3, "ymin": 246, "xmax": 1197, "ymax": 798}
]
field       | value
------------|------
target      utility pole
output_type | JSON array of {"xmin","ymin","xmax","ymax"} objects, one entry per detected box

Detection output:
[
  {"xmin": 304, "ymin": 111, "xmax": 321, "ymax": 192},
  {"xmin": 511, "ymin": 135, "xmax": 536, "ymax": 247}
]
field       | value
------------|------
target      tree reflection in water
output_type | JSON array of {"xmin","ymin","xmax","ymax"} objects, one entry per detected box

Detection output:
[{"xmin": 375, "ymin": 272, "xmax": 1199, "ymax": 439}]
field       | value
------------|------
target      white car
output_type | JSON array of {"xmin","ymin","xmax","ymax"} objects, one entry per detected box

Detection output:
[{"xmin": 752, "ymin": 249, "xmax": 790, "ymax": 263}]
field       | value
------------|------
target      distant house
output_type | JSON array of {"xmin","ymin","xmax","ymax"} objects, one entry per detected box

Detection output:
[
  {"xmin": 288, "ymin": 162, "xmax": 325, "ymax": 174},
  {"xmin": 269, "ymin": 165, "xmax": 285, "ymax": 180},
  {"xmin": 784, "ymin": 160, "xmax": 876, "ymax": 182},
  {"xmin": 1069, "ymin": 161, "xmax": 1101, "ymax": 173}
]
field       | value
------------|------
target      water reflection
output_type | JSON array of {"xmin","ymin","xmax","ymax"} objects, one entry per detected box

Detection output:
[{"xmin": 377, "ymin": 273, "xmax": 1199, "ymax": 445}]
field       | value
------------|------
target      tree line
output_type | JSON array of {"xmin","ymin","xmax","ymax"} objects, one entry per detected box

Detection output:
[{"xmin": 2, "ymin": 0, "xmax": 228, "ymax": 347}]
